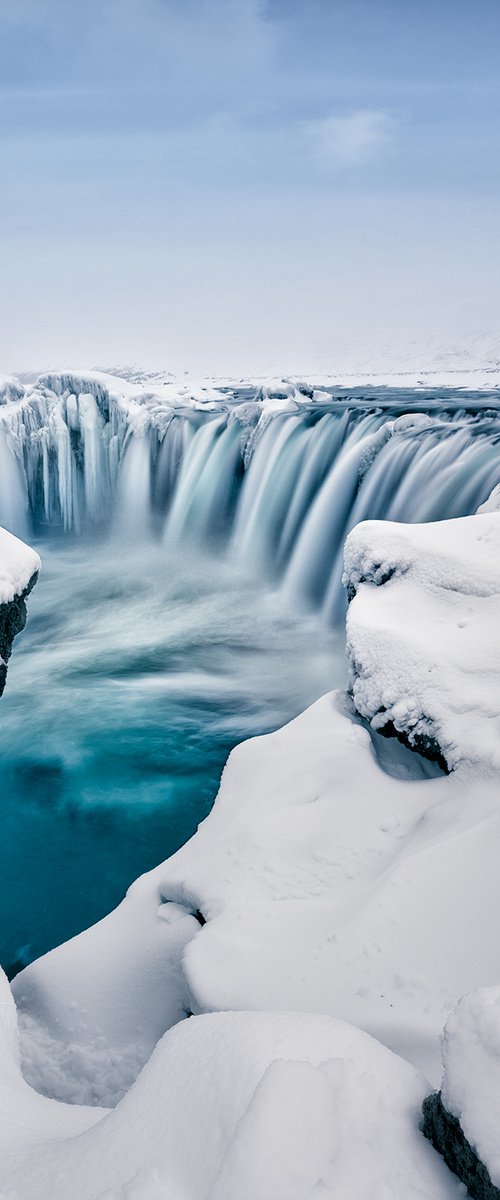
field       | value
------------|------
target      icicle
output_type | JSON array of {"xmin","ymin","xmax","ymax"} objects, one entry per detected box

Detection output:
[
  {"xmin": 0, "ymin": 425, "xmax": 29, "ymax": 539},
  {"xmin": 1, "ymin": 373, "xmax": 500, "ymax": 629}
]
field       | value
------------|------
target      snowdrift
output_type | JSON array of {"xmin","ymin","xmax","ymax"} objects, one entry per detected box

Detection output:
[{"xmin": 0, "ymin": 972, "xmax": 460, "ymax": 1200}]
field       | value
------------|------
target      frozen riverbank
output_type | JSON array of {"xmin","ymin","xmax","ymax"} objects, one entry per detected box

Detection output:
[
  {"xmin": 1, "ymin": 400, "xmax": 500, "ymax": 1196},
  {"xmin": 0, "ymin": 526, "xmax": 39, "ymax": 697},
  {"xmin": 0, "ymin": 538, "xmax": 342, "ymax": 972}
]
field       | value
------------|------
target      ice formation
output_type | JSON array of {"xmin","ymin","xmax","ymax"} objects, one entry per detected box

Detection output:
[{"xmin": 1, "ymin": 371, "xmax": 500, "ymax": 622}]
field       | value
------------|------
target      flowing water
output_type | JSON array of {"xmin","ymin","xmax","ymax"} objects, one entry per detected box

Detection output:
[
  {"xmin": 0, "ymin": 538, "xmax": 343, "ymax": 972},
  {"xmin": 0, "ymin": 377, "xmax": 499, "ymax": 971}
]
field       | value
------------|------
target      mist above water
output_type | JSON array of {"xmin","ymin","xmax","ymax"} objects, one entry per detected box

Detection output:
[
  {"xmin": 0, "ymin": 536, "xmax": 344, "ymax": 973},
  {"xmin": 1, "ymin": 381, "xmax": 499, "ymax": 972}
]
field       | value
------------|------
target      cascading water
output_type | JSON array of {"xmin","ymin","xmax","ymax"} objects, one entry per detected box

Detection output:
[
  {"xmin": 1, "ymin": 372, "xmax": 499, "ymax": 971},
  {"xmin": 1, "ymin": 376, "xmax": 500, "ymax": 621}
]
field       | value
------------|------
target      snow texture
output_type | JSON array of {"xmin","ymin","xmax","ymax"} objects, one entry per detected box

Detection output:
[
  {"xmin": 14, "ymin": 684, "xmax": 500, "ymax": 1105},
  {"xmin": 0, "ymin": 525, "xmax": 40, "ymax": 694},
  {"xmin": 440, "ymin": 986, "xmax": 500, "ymax": 1187},
  {"xmin": 0, "ymin": 526, "xmax": 40, "ymax": 605},
  {"xmin": 0, "ymin": 978, "xmax": 461, "ymax": 1200},
  {"xmin": 344, "ymin": 513, "xmax": 500, "ymax": 771},
  {"xmin": 6, "ymin": 507, "xmax": 500, "ymax": 1197}
]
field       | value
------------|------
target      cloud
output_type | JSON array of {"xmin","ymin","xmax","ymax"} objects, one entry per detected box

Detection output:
[{"xmin": 303, "ymin": 109, "xmax": 394, "ymax": 170}]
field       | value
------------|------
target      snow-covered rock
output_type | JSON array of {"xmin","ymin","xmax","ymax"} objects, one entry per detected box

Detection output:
[
  {"xmin": 0, "ymin": 976, "xmax": 461, "ymax": 1200},
  {"xmin": 344, "ymin": 513, "xmax": 500, "ymax": 771},
  {"xmin": 0, "ymin": 526, "xmax": 40, "ymax": 695},
  {"xmin": 14, "ymin": 682, "xmax": 500, "ymax": 1105},
  {"xmin": 422, "ymin": 985, "xmax": 500, "ymax": 1197},
  {"xmin": 442, "ymin": 986, "xmax": 500, "ymax": 1188},
  {"xmin": 0, "ymin": 526, "xmax": 40, "ymax": 606},
  {"xmin": 7, "ymin": 505, "xmax": 500, "ymax": 1195}
]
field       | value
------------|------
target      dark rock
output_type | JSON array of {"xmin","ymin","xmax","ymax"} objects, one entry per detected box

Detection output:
[
  {"xmin": 0, "ymin": 570, "xmax": 38, "ymax": 697},
  {"xmin": 421, "ymin": 1091, "xmax": 500, "ymax": 1199},
  {"xmin": 376, "ymin": 718, "xmax": 450, "ymax": 774}
]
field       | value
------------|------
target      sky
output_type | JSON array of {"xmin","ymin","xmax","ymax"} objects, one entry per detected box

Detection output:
[{"xmin": 1, "ymin": 0, "xmax": 499, "ymax": 376}]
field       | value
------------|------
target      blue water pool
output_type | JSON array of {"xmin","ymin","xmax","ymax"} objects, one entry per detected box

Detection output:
[{"xmin": 0, "ymin": 536, "xmax": 343, "ymax": 972}]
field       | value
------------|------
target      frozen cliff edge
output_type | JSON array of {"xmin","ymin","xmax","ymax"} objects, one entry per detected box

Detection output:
[
  {"xmin": 0, "ymin": 527, "xmax": 40, "ymax": 696},
  {"xmin": 344, "ymin": 512, "xmax": 500, "ymax": 772}
]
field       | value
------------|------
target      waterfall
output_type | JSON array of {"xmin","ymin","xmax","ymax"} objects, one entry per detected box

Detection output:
[
  {"xmin": 114, "ymin": 432, "xmax": 152, "ymax": 537},
  {"xmin": 1, "ymin": 374, "xmax": 499, "ymax": 623},
  {"xmin": 0, "ymin": 427, "xmax": 29, "ymax": 540}
]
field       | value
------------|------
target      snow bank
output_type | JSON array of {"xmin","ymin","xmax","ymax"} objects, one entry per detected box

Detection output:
[
  {"xmin": 0, "ymin": 526, "xmax": 40, "ymax": 605},
  {"xmin": 0, "ymin": 525, "xmax": 40, "ymax": 695},
  {"xmin": 437, "ymin": 985, "xmax": 500, "ymax": 1188},
  {"xmin": 344, "ymin": 513, "xmax": 500, "ymax": 771},
  {"xmin": 15, "ymin": 683, "xmax": 500, "ymax": 1104},
  {"xmin": 16, "ymin": 895, "xmax": 198, "ymax": 1106},
  {"xmin": 7, "ymin": 504, "xmax": 500, "ymax": 1194},
  {"xmin": 0, "ymin": 998, "xmax": 460, "ymax": 1200}
]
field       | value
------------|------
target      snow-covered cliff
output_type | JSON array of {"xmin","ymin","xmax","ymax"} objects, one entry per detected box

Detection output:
[
  {"xmin": 0, "ymin": 527, "xmax": 40, "ymax": 696},
  {"xmin": 344, "ymin": 512, "xmax": 500, "ymax": 772}
]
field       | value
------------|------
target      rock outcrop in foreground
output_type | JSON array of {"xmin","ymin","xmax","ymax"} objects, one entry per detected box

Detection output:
[
  {"xmin": 0, "ymin": 527, "xmax": 40, "ymax": 696},
  {"xmin": 421, "ymin": 984, "xmax": 500, "ymax": 1198},
  {"xmin": 422, "ymin": 1091, "xmax": 500, "ymax": 1200},
  {"xmin": 344, "ymin": 513, "xmax": 500, "ymax": 773}
]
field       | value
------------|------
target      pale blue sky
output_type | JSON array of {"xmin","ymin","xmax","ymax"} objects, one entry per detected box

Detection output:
[{"xmin": 1, "ymin": 0, "xmax": 499, "ymax": 374}]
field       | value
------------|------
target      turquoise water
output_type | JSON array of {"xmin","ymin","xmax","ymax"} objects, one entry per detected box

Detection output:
[
  {"xmin": 0, "ymin": 536, "xmax": 343, "ymax": 973},
  {"xmin": 2, "ymin": 391, "xmax": 498, "ymax": 974}
]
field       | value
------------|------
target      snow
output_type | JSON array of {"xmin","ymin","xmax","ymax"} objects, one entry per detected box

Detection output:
[
  {"xmin": 15, "ymin": 682, "xmax": 500, "ymax": 1107},
  {"xmin": 16, "ymin": 894, "xmax": 198, "ymax": 1107},
  {"xmin": 344, "ymin": 513, "xmax": 500, "ymax": 771},
  {"xmin": 0, "ymin": 992, "xmax": 461, "ymax": 1200},
  {"xmin": 441, "ymin": 985, "xmax": 500, "ymax": 1187},
  {"xmin": 477, "ymin": 481, "xmax": 500, "ymax": 513},
  {"xmin": 0, "ymin": 526, "xmax": 40, "ymax": 604},
  {"xmin": 3, "ymin": 367, "xmax": 500, "ymax": 452},
  {"xmin": 2, "ymin": 366, "xmax": 499, "ymax": 562},
  {"xmin": 4, "ymin": 502, "xmax": 500, "ymax": 1194},
  {"xmin": 206, "ymin": 1058, "xmax": 338, "ymax": 1200}
]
